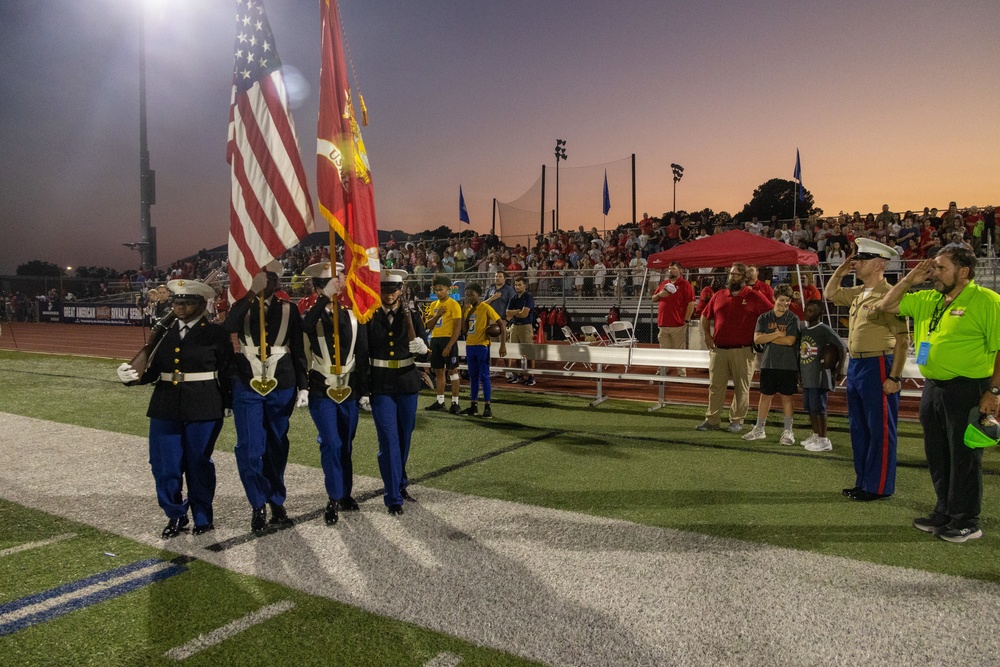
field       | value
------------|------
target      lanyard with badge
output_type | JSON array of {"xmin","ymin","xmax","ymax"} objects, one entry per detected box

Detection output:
[{"xmin": 916, "ymin": 295, "xmax": 947, "ymax": 366}]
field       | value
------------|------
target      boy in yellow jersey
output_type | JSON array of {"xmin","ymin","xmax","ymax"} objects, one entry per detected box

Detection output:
[
  {"xmin": 424, "ymin": 275, "xmax": 463, "ymax": 413},
  {"xmin": 460, "ymin": 283, "xmax": 507, "ymax": 418}
]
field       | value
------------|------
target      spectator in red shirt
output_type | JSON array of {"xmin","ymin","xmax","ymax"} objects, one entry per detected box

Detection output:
[
  {"xmin": 652, "ymin": 261, "xmax": 696, "ymax": 376},
  {"xmin": 692, "ymin": 277, "xmax": 715, "ymax": 319},
  {"xmin": 697, "ymin": 263, "xmax": 774, "ymax": 433},
  {"xmin": 746, "ymin": 266, "xmax": 774, "ymax": 302}
]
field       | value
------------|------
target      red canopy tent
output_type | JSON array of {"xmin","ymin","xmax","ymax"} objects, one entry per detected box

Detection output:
[{"xmin": 647, "ymin": 230, "xmax": 819, "ymax": 269}]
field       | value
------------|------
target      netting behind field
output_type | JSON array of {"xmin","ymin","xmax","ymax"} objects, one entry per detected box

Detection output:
[{"xmin": 496, "ymin": 156, "xmax": 633, "ymax": 244}]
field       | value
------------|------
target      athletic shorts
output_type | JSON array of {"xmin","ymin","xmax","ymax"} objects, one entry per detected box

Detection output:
[
  {"xmin": 758, "ymin": 368, "xmax": 798, "ymax": 396},
  {"xmin": 430, "ymin": 337, "xmax": 459, "ymax": 370},
  {"xmin": 802, "ymin": 387, "xmax": 829, "ymax": 415}
]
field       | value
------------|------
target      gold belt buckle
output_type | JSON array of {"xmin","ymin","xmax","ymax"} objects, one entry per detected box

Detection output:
[
  {"xmin": 387, "ymin": 360, "xmax": 401, "ymax": 369},
  {"xmin": 171, "ymin": 370, "xmax": 185, "ymax": 383}
]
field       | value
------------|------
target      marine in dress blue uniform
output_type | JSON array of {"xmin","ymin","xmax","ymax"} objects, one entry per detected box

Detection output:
[
  {"xmin": 825, "ymin": 239, "xmax": 909, "ymax": 501},
  {"xmin": 301, "ymin": 262, "xmax": 369, "ymax": 526},
  {"xmin": 117, "ymin": 279, "xmax": 233, "ymax": 538},
  {"xmin": 224, "ymin": 263, "xmax": 309, "ymax": 533},
  {"xmin": 366, "ymin": 270, "xmax": 428, "ymax": 515}
]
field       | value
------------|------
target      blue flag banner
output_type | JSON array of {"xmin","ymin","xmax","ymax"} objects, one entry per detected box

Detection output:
[
  {"xmin": 459, "ymin": 185, "xmax": 470, "ymax": 224},
  {"xmin": 793, "ymin": 149, "xmax": 804, "ymax": 202},
  {"xmin": 602, "ymin": 170, "xmax": 611, "ymax": 216}
]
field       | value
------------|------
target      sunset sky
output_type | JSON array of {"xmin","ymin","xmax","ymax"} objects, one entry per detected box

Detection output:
[{"xmin": 1, "ymin": 0, "xmax": 998, "ymax": 274}]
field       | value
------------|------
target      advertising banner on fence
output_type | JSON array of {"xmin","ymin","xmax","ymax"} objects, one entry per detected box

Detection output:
[{"xmin": 61, "ymin": 304, "xmax": 143, "ymax": 326}]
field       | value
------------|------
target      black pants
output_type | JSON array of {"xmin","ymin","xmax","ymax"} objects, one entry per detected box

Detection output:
[{"xmin": 919, "ymin": 378, "xmax": 987, "ymax": 527}]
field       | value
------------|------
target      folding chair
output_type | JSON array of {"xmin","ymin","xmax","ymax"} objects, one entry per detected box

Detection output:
[
  {"xmin": 580, "ymin": 325, "xmax": 606, "ymax": 345},
  {"xmin": 608, "ymin": 321, "xmax": 636, "ymax": 348},
  {"xmin": 561, "ymin": 326, "xmax": 593, "ymax": 370}
]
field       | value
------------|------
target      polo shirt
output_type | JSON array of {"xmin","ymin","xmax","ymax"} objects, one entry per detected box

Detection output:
[
  {"xmin": 508, "ymin": 291, "xmax": 535, "ymax": 325},
  {"xmin": 898, "ymin": 280, "xmax": 1000, "ymax": 381},
  {"xmin": 655, "ymin": 277, "xmax": 695, "ymax": 327},
  {"xmin": 702, "ymin": 287, "xmax": 773, "ymax": 348}
]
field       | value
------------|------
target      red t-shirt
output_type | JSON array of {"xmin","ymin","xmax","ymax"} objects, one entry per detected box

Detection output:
[
  {"xmin": 703, "ymin": 287, "xmax": 773, "ymax": 347},
  {"xmin": 693, "ymin": 286, "xmax": 714, "ymax": 318},
  {"xmin": 655, "ymin": 277, "xmax": 695, "ymax": 327},
  {"xmin": 749, "ymin": 280, "xmax": 774, "ymax": 303}
]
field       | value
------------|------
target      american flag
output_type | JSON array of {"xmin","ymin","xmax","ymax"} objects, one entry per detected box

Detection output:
[{"xmin": 226, "ymin": 0, "xmax": 314, "ymax": 301}]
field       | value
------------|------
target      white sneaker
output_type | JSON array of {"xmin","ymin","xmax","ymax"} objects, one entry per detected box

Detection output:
[
  {"xmin": 805, "ymin": 437, "xmax": 833, "ymax": 452},
  {"xmin": 779, "ymin": 430, "xmax": 796, "ymax": 446},
  {"xmin": 801, "ymin": 433, "xmax": 819, "ymax": 447},
  {"xmin": 677, "ymin": 368, "xmax": 687, "ymax": 377},
  {"xmin": 742, "ymin": 426, "xmax": 766, "ymax": 441}
]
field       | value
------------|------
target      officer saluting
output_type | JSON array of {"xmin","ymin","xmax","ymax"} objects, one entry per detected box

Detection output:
[
  {"xmin": 117, "ymin": 279, "xmax": 233, "ymax": 538},
  {"xmin": 366, "ymin": 269, "xmax": 428, "ymax": 515},
  {"xmin": 224, "ymin": 261, "xmax": 309, "ymax": 534},
  {"xmin": 301, "ymin": 261, "xmax": 369, "ymax": 526}
]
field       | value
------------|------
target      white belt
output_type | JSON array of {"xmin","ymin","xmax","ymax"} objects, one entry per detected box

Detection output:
[
  {"xmin": 240, "ymin": 345, "xmax": 289, "ymax": 354},
  {"xmin": 371, "ymin": 358, "xmax": 414, "ymax": 369},
  {"xmin": 312, "ymin": 359, "xmax": 356, "ymax": 375},
  {"xmin": 160, "ymin": 371, "xmax": 218, "ymax": 383}
]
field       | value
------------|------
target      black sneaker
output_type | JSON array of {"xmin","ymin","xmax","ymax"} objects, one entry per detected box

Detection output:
[
  {"xmin": 449, "ymin": 403, "xmax": 462, "ymax": 415},
  {"xmin": 912, "ymin": 514, "xmax": 950, "ymax": 533},
  {"xmin": 523, "ymin": 377, "xmax": 536, "ymax": 386},
  {"xmin": 507, "ymin": 375, "xmax": 521, "ymax": 384},
  {"xmin": 481, "ymin": 405, "xmax": 493, "ymax": 419},
  {"xmin": 459, "ymin": 404, "xmax": 478, "ymax": 416},
  {"xmin": 425, "ymin": 401, "xmax": 445, "ymax": 411},
  {"xmin": 936, "ymin": 525, "xmax": 983, "ymax": 543}
]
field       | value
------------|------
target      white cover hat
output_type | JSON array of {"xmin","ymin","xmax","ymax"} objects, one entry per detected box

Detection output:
[
  {"xmin": 302, "ymin": 261, "xmax": 344, "ymax": 278},
  {"xmin": 167, "ymin": 279, "xmax": 216, "ymax": 301},
  {"xmin": 854, "ymin": 238, "xmax": 898, "ymax": 259}
]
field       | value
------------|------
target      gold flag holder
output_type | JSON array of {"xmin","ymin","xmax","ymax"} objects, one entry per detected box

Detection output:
[{"xmin": 249, "ymin": 294, "xmax": 277, "ymax": 396}]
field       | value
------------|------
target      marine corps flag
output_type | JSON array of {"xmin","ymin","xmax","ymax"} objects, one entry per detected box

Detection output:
[{"xmin": 317, "ymin": 0, "xmax": 381, "ymax": 322}]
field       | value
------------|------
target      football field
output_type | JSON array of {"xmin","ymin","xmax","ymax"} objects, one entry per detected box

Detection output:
[{"xmin": 1, "ymin": 350, "xmax": 999, "ymax": 666}]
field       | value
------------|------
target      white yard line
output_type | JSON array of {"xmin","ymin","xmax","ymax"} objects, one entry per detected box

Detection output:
[
  {"xmin": 0, "ymin": 532, "xmax": 75, "ymax": 558},
  {"xmin": 163, "ymin": 600, "xmax": 295, "ymax": 661}
]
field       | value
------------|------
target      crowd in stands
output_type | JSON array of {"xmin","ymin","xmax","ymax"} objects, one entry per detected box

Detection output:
[{"xmin": 4, "ymin": 202, "xmax": 994, "ymax": 321}]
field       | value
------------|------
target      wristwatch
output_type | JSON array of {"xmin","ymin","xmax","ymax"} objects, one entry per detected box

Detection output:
[
  {"xmin": 887, "ymin": 376, "xmax": 900, "ymax": 383},
  {"xmin": 989, "ymin": 386, "xmax": 1000, "ymax": 396}
]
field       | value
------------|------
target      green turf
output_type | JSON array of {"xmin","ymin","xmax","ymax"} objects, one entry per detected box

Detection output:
[
  {"xmin": 2, "ymin": 349, "xmax": 998, "ymax": 586},
  {"xmin": 0, "ymin": 500, "xmax": 542, "ymax": 667}
]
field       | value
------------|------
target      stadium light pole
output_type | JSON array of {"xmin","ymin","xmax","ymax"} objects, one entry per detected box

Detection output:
[
  {"xmin": 554, "ymin": 139, "xmax": 567, "ymax": 231},
  {"xmin": 670, "ymin": 163, "xmax": 684, "ymax": 213},
  {"xmin": 138, "ymin": 1, "xmax": 156, "ymax": 271}
]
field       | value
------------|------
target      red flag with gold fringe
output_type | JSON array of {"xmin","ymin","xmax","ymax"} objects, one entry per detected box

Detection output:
[{"xmin": 317, "ymin": 0, "xmax": 381, "ymax": 322}]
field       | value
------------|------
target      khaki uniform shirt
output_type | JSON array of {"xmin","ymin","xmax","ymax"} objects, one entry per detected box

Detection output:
[{"xmin": 830, "ymin": 279, "xmax": 908, "ymax": 355}]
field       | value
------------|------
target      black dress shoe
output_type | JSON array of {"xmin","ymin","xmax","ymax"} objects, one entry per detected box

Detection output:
[
  {"xmin": 268, "ymin": 503, "xmax": 292, "ymax": 525},
  {"xmin": 324, "ymin": 500, "xmax": 339, "ymax": 526},
  {"xmin": 387, "ymin": 504, "xmax": 404, "ymax": 516},
  {"xmin": 849, "ymin": 490, "xmax": 892, "ymax": 502},
  {"xmin": 161, "ymin": 515, "xmax": 189, "ymax": 539},
  {"xmin": 251, "ymin": 506, "xmax": 267, "ymax": 534},
  {"xmin": 192, "ymin": 524, "xmax": 214, "ymax": 536},
  {"xmin": 338, "ymin": 496, "xmax": 360, "ymax": 511},
  {"xmin": 842, "ymin": 487, "xmax": 860, "ymax": 497},
  {"xmin": 400, "ymin": 488, "xmax": 416, "ymax": 502}
]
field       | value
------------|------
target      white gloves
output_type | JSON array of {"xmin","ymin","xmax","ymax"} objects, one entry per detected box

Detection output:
[
  {"xmin": 359, "ymin": 396, "xmax": 371, "ymax": 412},
  {"xmin": 664, "ymin": 283, "xmax": 678, "ymax": 294},
  {"xmin": 249, "ymin": 272, "xmax": 267, "ymax": 295},
  {"xmin": 409, "ymin": 337, "xmax": 428, "ymax": 355},
  {"xmin": 117, "ymin": 363, "xmax": 139, "ymax": 383},
  {"xmin": 321, "ymin": 279, "xmax": 339, "ymax": 298},
  {"xmin": 295, "ymin": 389, "xmax": 309, "ymax": 408}
]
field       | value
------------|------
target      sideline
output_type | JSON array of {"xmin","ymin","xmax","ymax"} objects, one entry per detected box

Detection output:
[{"xmin": 1, "ymin": 413, "xmax": 999, "ymax": 666}]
